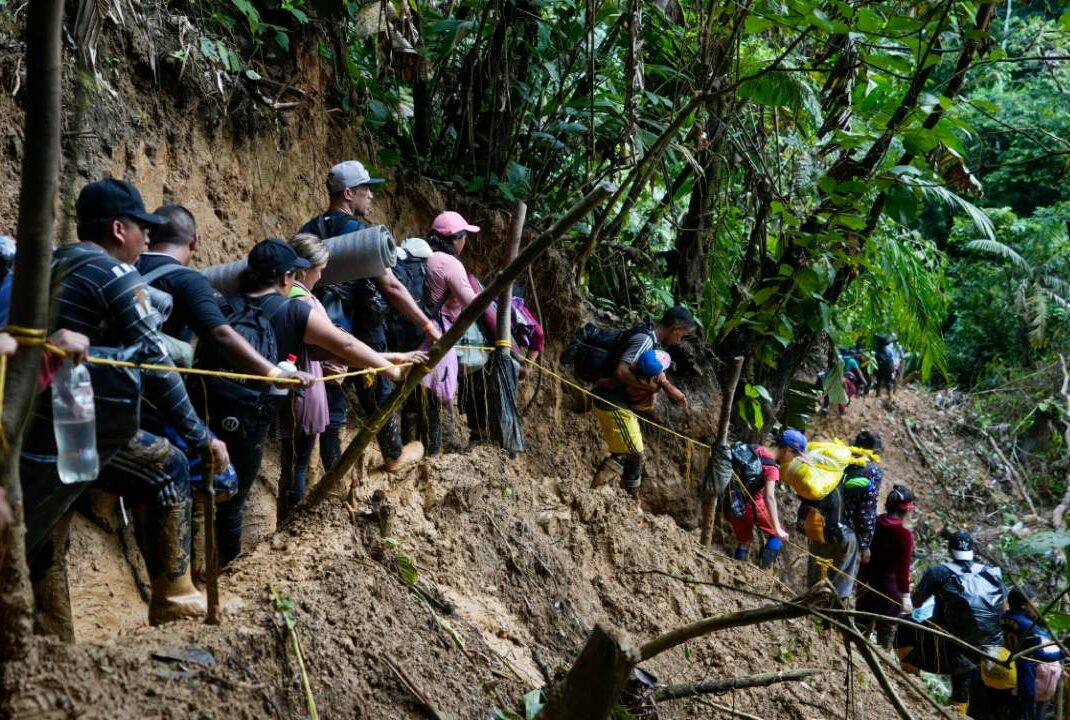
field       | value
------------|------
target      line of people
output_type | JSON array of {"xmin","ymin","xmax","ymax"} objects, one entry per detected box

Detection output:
[
  {"xmin": 8, "ymin": 157, "xmax": 545, "ymax": 637},
  {"xmin": 720, "ymin": 426, "xmax": 1059, "ymax": 718}
]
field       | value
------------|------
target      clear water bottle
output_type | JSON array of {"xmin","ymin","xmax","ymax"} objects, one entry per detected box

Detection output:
[
  {"xmin": 52, "ymin": 360, "xmax": 99, "ymax": 484},
  {"xmin": 270, "ymin": 354, "xmax": 300, "ymax": 397}
]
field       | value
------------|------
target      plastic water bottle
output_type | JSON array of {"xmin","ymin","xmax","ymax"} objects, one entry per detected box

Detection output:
[
  {"xmin": 270, "ymin": 354, "xmax": 300, "ymax": 397},
  {"xmin": 52, "ymin": 360, "xmax": 99, "ymax": 484}
]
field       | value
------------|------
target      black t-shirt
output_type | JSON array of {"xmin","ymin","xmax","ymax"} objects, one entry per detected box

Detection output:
[{"xmin": 137, "ymin": 252, "xmax": 229, "ymax": 342}]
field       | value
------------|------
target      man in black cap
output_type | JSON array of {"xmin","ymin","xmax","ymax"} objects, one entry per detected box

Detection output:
[
  {"xmin": 299, "ymin": 160, "xmax": 439, "ymax": 473},
  {"xmin": 902, "ymin": 530, "xmax": 1007, "ymax": 714},
  {"xmin": 20, "ymin": 178, "xmax": 229, "ymax": 635}
]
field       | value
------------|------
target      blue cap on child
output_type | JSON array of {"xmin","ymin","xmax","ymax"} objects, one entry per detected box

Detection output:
[{"xmin": 636, "ymin": 349, "xmax": 666, "ymax": 378}]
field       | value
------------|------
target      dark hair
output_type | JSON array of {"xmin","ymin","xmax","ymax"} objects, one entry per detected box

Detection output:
[
  {"xmin": 427, "ymin": 230, "xmax": 466, "ymax": 256},
  {"xmin": 853, "ymin": 430, "xmax": 883, "ymax": 451},
  {"xmin": 659, "ymin": 305, "xmax": 696, "ymax": 331},
  {"xmin": 1008, "ymin": 585, "xmax": 1037, "ymax": 611},
  {"xmin": 76, "ymin": 217, "xmax": 136, "ymax": 244},
  {"xmin": 151, "ymin": 203, "xmax": 197, "ymax": 247}
]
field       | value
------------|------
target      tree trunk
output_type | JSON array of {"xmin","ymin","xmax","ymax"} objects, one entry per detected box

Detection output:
[
  {"xmin": 538, "ymin": 624, "xmax": 641, "ymax": 720},
  {"xmin": 0, "ymin": 0, "xmax": 65, "ymax": 668}
]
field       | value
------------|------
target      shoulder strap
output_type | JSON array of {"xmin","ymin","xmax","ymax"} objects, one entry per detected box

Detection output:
[
  {"xmin": 257, "ymin": 292, "xmax": 289, "ymax": 321},
  {"xmin": 140, "ymin": 262, "xmax": 192, "ymax": 285},
  {"xmin": 315, "ymin": 214, "xmax": 329, "ymax": 240},
  {"xmin": 53, "ymin": 246, "xmax": 106, "ymax": 286}
]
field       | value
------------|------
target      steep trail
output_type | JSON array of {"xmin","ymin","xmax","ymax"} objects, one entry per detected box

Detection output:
[{"xmin": 8, "ymin": 382, "xmax": 950, "ymax": 718}]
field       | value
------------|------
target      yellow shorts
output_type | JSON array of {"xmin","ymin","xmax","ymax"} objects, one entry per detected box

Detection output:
[{"xmin": 595, "ymin": 407, "xmax": 644, "ymax": 455}]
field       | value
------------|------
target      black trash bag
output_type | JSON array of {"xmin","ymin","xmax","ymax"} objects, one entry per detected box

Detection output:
[
  {"xmin": 485, "ymin": 349, "xmax": 524, "ymax": 456},
  {"xmin": 701, "ymin": 442, "xmax": 733, "ymax": 498},
  {"xmin": 938, "ymin": 562, "xmax": 1005, "ymax": 648}
]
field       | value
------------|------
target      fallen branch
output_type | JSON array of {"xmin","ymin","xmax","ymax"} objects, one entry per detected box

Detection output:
[
  {"xmin": 652, "ymin": 669, "xmax": 821, "ymax": 702},
  {"xmin": 640, "ymin": 586, "xmax": 833, "ymax": 661},
  {"xmin": 975, "ymin": 423, "xmax": 1037, "ymax": 515},
  {"xmin": 381, "ymin": 653, "xmax": 447, "ymax": 720},
  {"xmin": 700, "ymin": 355, "xmax": 745, "ymax": 546}
]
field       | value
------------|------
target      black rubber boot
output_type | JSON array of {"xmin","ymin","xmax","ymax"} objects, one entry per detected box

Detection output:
[{"xmin": 622, "ymin": 460, "xmax": 643, "ymax": 499}]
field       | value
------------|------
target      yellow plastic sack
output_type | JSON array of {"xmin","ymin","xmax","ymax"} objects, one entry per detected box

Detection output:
[
  {"xmin": 783, "ymin": 439, "xmax": 858, "ymax": 500},
  {"xmin": 980, "ymin": 647, "xmax": 1017, "ymax": 691}
]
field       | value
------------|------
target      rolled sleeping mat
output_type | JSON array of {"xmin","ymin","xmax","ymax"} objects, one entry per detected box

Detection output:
[{"xmin": 199, "ymin": 225, "xmax": 399, "ymax": 295}]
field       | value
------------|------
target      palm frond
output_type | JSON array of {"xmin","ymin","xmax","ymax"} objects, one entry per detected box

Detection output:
[
  {"xmin": 965, "ymin": 238, "xmax": 1031, "ymax": 271},
  {"xmin": 915, "ymin": 182, "xmax": 996, "ymax": 242}
]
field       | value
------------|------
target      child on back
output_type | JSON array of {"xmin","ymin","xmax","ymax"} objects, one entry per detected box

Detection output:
[{"xmin": 625, "ymin": 349, "xmax": 675, "ymax": 410}]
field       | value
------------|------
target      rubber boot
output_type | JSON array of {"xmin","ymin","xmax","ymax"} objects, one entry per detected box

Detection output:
[
  {"xmin": 31, "ymin": 514, "xmax": 75, "ymax": 642},
  {"xmin": 384, "ymin": 441, "xmax": 424, "ymax": 473},
  {"xmin": 592, "ymin": 457, "xmax": 623, "ymax": 488},
  {"xmin": 733, "ymin": 546, "xmax": 750, "ymax": 561},
  {"xmin": 621, "ymin": 461, "xmax": 642, "ymax": 499},
  {"xmin": 145, "ymin": 496, "xmax": 207, "ymax": 626},
  {"xmin": 759, "ymin": 536, "xmax": 783, "ymax": 569}
]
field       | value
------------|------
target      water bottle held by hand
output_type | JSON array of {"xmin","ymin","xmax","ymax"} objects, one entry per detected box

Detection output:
[
  {"xmin": 271, "ymin": 354, "xmax": 303, "ymax": 397},
  {"xmin": 52, "ymin": 359, "xmax": 99, "ymax": 484}
]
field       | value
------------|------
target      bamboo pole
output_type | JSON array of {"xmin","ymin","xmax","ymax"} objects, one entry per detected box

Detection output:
[{"xmin": 305, "ymin": 183, "xmax": 616, "ymax": 506}]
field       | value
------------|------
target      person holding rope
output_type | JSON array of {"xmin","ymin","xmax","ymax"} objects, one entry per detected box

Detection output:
[
  {"xmin": 900, "ymin": 530, "xmax": 1007, "ymax": 715},
  {"xmin": 300, "ymin": 160, "xmax": 438, "ymax": 473},
  {"xmin": 588, "ymin": 307, "xmax": 693, "ymax": 499},
  {"xmin": 991, "ymin": 585, "xmax": 1063, "ymax": 720},
  {"xmin": 20, "ymin": 179, "xmax": 230, "ymax": 632},
  {"xmin": 199, "ymin": 238, "xmax": 426, "ymax": 565},
  {"xmin": 726, "ymin": 431, "xmax": 799, "ymax": 568}
]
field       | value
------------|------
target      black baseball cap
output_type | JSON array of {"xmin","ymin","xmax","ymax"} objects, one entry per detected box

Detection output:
[
  {"xmin": 949, "ymin": 530, "xmax": 974, "ymax": 561},
  {"xmin": 76, "ymin": 179, "xmax": 167, "ymax": 226},
  {"xmin": 247, "ymin": 238, "xmax": 311, "ymax": 279}
]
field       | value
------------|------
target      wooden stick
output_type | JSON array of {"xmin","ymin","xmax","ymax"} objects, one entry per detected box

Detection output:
[
  {"xmin": 694, "ymin": 699, "xmax": 769, "ymax": 720},
  {"xmin": 700, "ymin": 355, "xmax": 745, "ymax": 546},
  {"xmin": 382, "ymin": 653, "xmax": 446, "ymax": 720},
  {"xmin": 652, "ymin": 668, "xmax": 821, "ymax": 702},
  {"xmin": 202, "ymin": 489, "xmax": 220, "ymax": 625},
  {"xmin": 306, "ymin": 182, "xmax": 615, "ymax": 506}
]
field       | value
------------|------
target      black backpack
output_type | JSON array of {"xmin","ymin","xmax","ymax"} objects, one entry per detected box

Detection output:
[
  {"xmin": 561, "ymin": 322, "xmax": 654, "ymax": 382},
  {"xmin": 193, "ymin": 294, "xmax": 287, "ymax": 436},
  {"xmin": 937, "ymin": 562, "xmax": 1005, "ymax": 647},
  {"xmin": 385, "ymin": 253, "xmax": 444, "ymax": 352},
  {"xmin": 726, "ymin": 442, "xmax": 779, "ymax": 518},
  {"xmin": 797, "ymin": 484, "xmax": 845, "ymax": 544}
]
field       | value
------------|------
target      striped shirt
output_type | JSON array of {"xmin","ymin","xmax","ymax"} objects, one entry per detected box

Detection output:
[{"xmin": 52, "ymin": 244, "xmax": 209, "ymax": 448}]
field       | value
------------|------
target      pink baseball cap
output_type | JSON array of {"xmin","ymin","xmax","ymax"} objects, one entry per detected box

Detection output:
[{"xmin": 432, "ymin": 211, "xmax": 480, "ymax": 236}]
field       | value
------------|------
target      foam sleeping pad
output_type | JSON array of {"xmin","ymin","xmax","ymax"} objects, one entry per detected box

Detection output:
[{"xmin": 199, "ymin": 225, "xmax": 398, "ymax": 295}]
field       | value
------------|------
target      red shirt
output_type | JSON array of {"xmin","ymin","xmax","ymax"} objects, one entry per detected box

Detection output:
[{"xmin": 863, "ymin": 514, "xmax": 914, "ymax": 595}]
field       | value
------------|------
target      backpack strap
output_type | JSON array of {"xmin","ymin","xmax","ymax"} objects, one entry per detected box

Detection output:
[
  {"xmin": 140, "ymin": 262, "xmax": 193, "ymax": 285},
  {"xmin": 315, "ymin": 214, "xmax": 330, "ymax": 240},
  {"xmin": 256, "ymin": 292, "xmax": 290, "ymax": 321}
]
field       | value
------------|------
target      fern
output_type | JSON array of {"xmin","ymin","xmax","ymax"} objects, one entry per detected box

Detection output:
[
  {"xmin": 965, "ymin": 238, "xmax": 1030, "ymax": 270},
  {"xmin": 915, "ymin": 183, "xmax": 996, "ymax": 242}
]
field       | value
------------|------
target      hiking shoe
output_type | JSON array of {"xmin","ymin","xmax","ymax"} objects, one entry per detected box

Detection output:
[
  {"xmin": 384, "ymin": 441, "xmax": 424, "ymax": 472},
  {"xmin": 592, "ymin": 458, "xmax": 623, "ymax": 488}
]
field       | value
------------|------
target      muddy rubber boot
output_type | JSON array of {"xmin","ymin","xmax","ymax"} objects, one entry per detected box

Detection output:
[
  {"xmin": 31, "ymin": 515, "xmax": 76, "ymax": 642},
  {"xmin": 384, "ymin": 441, "xmax": 424, "ymax": 473},
  {"xmin": 146, "ymin": 497, "xmax": 207, "ymax": 626},
  {"xmin": 592, "ymin": 457, "xmax": 623, "ymax": 488}
]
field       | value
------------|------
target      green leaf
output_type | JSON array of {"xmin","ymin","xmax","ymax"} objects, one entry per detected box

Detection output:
[
  {"xmin": 1045, "ymin": 611, "xmax": 1070, "ymax": 632},
  {"xmin": 1006, "ymin": 531, "xmax": 1070, "ymax": 556},
  {"xmin": 885, "ymin": 183, "xmax": 919, "ymax": 226}
]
